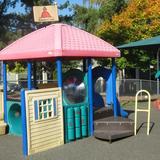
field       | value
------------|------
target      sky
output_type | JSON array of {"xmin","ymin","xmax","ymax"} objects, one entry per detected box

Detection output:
[{"xmin": 8, "ymin": 0, "xmax": 83, "ymax": 15}]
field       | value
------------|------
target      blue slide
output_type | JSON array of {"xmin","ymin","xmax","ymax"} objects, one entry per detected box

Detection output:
[{"xmin": 92, "ymin": 66, "xmax": 128, "ymax": 117}]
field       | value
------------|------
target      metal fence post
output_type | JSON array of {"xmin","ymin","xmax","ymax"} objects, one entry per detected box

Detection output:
[
  {"xmin": 157, "ymin": 79, "xmax": 159, "ymax": 95},
  {"xmin": 140, "ymin": 80, "xmax": 143, "ymax": 99},
  {"xmin": 116, "ymin": 79, "xmax": 120, "ymax": 98}
]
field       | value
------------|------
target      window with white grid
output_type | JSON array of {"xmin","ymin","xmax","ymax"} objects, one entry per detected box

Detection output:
[{"xmin": 33, "ymin": 97, "xmax": 58, "ymax": 121}]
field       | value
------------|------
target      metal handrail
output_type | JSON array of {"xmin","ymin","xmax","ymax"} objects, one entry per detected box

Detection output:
[{"xmin": 134, "ymin": 90, "xmax": 151, "ymax": 135}]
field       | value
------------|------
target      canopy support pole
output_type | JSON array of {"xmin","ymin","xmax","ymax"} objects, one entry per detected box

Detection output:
[
  {"xmin": 21, "ymin": 89, "xmax": 28, "ymax": 157},
  {"xmin": 27, "ymin": 62, "xmax": 32, "ymax": 90},
  {"xmin": 112, "ymin": 58, "xmax": 118, "ymax": 117},
  {"xmin": 56, "ymin": 58, "xmax": 62, "ymax": 88},
  {"xmin": 87, "ymin": 58, "xmax": 93, "ymax": 136},
  {"xmin": 3, "ymin": 61, "xmax": 7, "ymax": 123}
]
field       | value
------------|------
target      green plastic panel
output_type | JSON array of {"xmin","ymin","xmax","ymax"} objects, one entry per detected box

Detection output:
[{"xmin": 64, "ymin": 105, "xmax": 89, "ymax": 143}]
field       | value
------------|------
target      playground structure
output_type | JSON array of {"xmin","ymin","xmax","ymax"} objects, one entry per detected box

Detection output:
[{"xmin": 0, "ymin": 23, "xmax": 132, "ymax": 156}]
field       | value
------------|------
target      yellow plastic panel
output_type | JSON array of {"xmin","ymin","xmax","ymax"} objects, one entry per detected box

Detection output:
[{"xmin": 25, "ymin": 88, "xmax": 64, "ymax": 155}]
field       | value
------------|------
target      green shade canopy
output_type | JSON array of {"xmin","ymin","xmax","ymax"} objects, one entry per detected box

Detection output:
[
  {"xmin": 117, "ymin": 35, "xmax": 160, "ymax": 49},
  {"xmin": 117, "ymin": 35, "xmax": 160, "ymax": 94}
]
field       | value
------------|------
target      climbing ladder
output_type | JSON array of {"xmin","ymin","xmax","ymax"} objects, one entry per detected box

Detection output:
[{"xmin": 134, "ymin": 90, "xmax": 151, "ymax": 135}]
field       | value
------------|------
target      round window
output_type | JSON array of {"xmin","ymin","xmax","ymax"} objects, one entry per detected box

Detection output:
[{"xmin": 63, "ymin": 75, "xmax": 86, "ymax": 104}]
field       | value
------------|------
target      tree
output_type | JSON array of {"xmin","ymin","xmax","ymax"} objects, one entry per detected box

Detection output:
[
  {"xmin": 72, "ymin": 0, "xmax": 127, "ymax": 34},
  {"xmin": 72, "ymin": 5, "xmax": 99, "ymax": 33},
  {"xmin": 98, "ymin": 0, "xmax": 127, "ymax": 21},
  {"xmin": 71, "ymin": 0, "xmax": 127, "ymax": 68},
  {"xmin": 0, "ymin": 1, "xmax": 28, "ymax": 74},
  {"xmin": 97, "ymin": 0, "xmax": 160, "ymax": 71},
  {"xmin": 0, "ymin": 0, "xmax": 21, "ymax": 49},
  {"xmin": 8, "ymin": 62, "xmax": 25, "ymax": 73},
  {"xmin": 83, "ymin": 0, "xmax": 106, "ymax": 6}
]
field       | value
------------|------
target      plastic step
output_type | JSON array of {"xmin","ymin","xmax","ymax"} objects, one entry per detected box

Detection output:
[{"xmin": 94, "ymin": 116, "xmax": 134, "ymax": 142}]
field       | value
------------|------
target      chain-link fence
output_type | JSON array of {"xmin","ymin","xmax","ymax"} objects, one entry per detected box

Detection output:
[
  {"xmin": 117, "ymin": 79, "xmax": 158, "ymax": 97},
  {"xmin": 95, "ymin": 79, "xmax": 159, "ymax": 99},
  {"xmin": 1, "ymin": 73, "xmax": 159, "ymax": 100},
  {"xmin": 5, "ymin": 78, "xmax": 160, "ymax": 95}
]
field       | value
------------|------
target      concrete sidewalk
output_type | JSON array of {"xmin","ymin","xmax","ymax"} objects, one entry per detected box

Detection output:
[{"xmin": 0, "ymin": 106, "xmax": 160, "ymax": 160}]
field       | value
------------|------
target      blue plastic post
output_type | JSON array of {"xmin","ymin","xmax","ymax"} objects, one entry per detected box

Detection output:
[
  {"xmin": 106, "ymin": 72, "xmax": 113, "ymax": 105},
  {"xmin": 87, "ymin": 58, "xmax": 93, "ymax": 136},
  {"xmin": 3, "ymin": 62, "xmax": 7, "ymax": 123},
  {"xmin": 27, "ymin": 62, "xmax": 32, "ymax": 90},
  {"xmin": 112, "ymin": 58, "xmax": 118, "ymax": 117},
  {"xmin": 56, "ymin": 58, "xmax": 62, "ymax": 88},
  {"xmin": 21, "ymin": 89, "xmax": 28, "ymax": 157}
]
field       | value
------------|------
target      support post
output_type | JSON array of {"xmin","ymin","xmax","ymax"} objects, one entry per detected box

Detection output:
[
  {"xmin": 27, "ymin": 62, "xmax": 32, "ymax": 90},
  {"xmin": 21, "ymin": 89, "xmax": 28, "ymax": 157},
  {"xmin": 87, "ymin": 58, "xmax": 93, "ymax": 136},
  {"xmin": 112, "ymin": 58, "xmax": 118, "ymax": 117},
  {"xmin": 56, "ymin": 58, "xmax": 62, "ymax": 88},
  {"xmin": 3, "ymin": 61, "xmax": 7, "ymax": 123},
  {"xmin": 33, "ymin": 62, "xmax": 37, "ymax": 89}
]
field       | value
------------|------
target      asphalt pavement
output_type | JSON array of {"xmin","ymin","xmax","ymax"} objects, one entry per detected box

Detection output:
[{"xmin": 0, "ymin": 105, "xmax": 160, "ymax": 160}]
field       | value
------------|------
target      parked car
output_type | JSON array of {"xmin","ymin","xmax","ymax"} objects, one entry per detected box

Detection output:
[{"xmin": 7, "ymin": 83, "xmax": 22, "ymax": 94}]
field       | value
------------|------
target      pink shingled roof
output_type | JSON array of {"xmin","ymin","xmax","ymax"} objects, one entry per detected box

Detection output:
[{"xmin": 0, "ymin": 23, "xmax": 120, "ymax": 61}]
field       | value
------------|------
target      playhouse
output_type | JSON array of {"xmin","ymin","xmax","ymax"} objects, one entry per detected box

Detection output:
[{"xmin": 0, "ymin": 23, "xmax": 132, "ymax": 156}]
